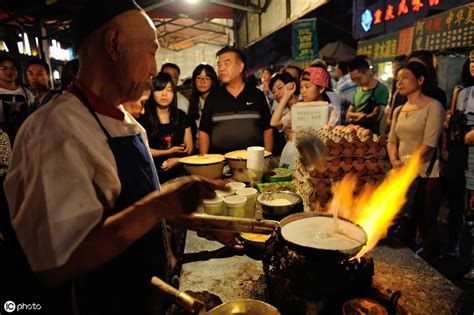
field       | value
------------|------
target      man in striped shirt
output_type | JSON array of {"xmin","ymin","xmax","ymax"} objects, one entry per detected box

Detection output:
[{"xmin": 199, "ymin": 47, "xmax": 273, "ymax": 154}]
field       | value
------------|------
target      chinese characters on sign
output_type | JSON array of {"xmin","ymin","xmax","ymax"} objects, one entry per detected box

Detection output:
[
  {"xmin": 292, "ymin": 18, "xmax": 318, "ymax": 61},
  {"xmin": 361, "ymin": 0, "xmax": 441, "ymax": 33},
  {"xmin": 357, "ymin": 28, "xmax": 414, "ymax": 64},
  {"xmin": 412, "ymin": 3, "xmax": 474, "ymax": 50}
]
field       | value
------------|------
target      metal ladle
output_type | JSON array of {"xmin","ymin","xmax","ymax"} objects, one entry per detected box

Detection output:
[{"xmin": 151, "ymin": 276, "xmax": 280, "ymax": 315}]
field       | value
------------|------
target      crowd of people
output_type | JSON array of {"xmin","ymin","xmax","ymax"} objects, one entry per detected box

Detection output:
[{"xmin": 0, "ymin": 0, "xmax": 472, "ymax": 312}]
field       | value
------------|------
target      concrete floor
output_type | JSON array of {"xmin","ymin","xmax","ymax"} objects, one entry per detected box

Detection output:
[{"xmin": 436, "ymin": 207, "xmax": 473, "ymax": 315}]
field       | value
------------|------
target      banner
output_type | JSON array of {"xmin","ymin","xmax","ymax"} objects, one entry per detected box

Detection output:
[
  {"xmin": 412, "ymin": 3, "xmax": 474, "ymax": 51},
  {"xmin": 357, "ymin": 27, "xmax": 413, "ymax": 64},
  {"xmin": 292, "ymin": 18, "xmax": 318, "ymax": 61}
]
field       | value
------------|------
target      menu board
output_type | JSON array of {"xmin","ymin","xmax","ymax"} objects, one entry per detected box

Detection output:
[
  {"xmin": 292, "ymin": 18, "xmax": 318, "ymax": 61},
  {"xmin": 412, "ymin": 3, "xmax": 474, "ymax": 51},
  {"xmin": 291, "ymin": 102, "xmax": 329, "ymax": 132}
]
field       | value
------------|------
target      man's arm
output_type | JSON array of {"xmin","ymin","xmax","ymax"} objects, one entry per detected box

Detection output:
[
  {"xmin": 263, "ymin": 128, "xmax": 273, "ymax": 152},
  {"xmin": 36, "ymin": 176, "xmax": 224, "ymax": 287},
  {"xmin": 362, "ymin": 105, "xmax": 382, "ymax": 123},
  {"xmin": 346, "ymin": 105, "xmax": 363, "ymax": 120}
]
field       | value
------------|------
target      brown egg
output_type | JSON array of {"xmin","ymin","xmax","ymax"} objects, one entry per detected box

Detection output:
[
  {"xmin": 323, "ymin": 125, "xmax": 333, "ymax": 130},
  {"xmin": 361, "ymin": 129, "xmax": 373, "ymax": 138},
  {"xmin": 345, "ymin": 126, "xmax": 356, "ymax": 134}
]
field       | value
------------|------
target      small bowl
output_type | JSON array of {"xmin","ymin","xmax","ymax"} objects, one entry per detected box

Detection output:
[
  {"xmin": 264, "ymin": 168, "xmax": 292, "ymax": 182},
  {"xmin": 225, "ymin": 181, "xmax": 246, "ymax": 192},
  {"xmin": 257, "ymin": 191, "xmax": 302, "ymax": 219},
  {"xmin": 240, "ymin": 232, "xmax": 271, "ymax": 260},
  {"xmin": 240, "ymin": 232, "xmax": 271, "ymax": 249}
]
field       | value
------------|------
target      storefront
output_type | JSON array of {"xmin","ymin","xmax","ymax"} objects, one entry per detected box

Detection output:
[{"xmin": 357, "ymin": 2, "xmax": 473, "ymax": 102}]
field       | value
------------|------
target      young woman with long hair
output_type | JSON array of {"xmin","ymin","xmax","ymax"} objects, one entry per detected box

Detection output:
[{"xmin": 141, "ymin": 72, "xmax": 193, "ymax": 183}]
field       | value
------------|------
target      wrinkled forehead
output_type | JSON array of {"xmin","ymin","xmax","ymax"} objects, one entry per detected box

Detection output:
[{"xmin": 219, "ymin": 52, "xmax": 239, "ymax": 62}]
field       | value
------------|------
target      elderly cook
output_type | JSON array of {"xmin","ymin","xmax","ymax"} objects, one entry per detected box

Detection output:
[{"xmin": 3, "ymin": 1, "xmax": 227, "ymax": 314}]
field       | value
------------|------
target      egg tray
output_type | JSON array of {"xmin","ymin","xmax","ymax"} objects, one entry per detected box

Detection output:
[
  {"xmin": 295, "ymin": 128, "xmax": 387, "ymax": 158},
  {"xmin": 293, "ymin": 169, "xmax": 385, "ymax": 211},
  {"xmin": 295, "ymin": 159, "xmax": 388, "ymax": 179},
  {"xmin": 306, "ymin": 175, "xmax": 385, "ymax": 209},
  {"xmin": 307, "ymin": 174, "xmax": 384, "ymax": 193},
  {"xmin": 326, "ymin": 145, "xmax": 387, "ymax": 158}
]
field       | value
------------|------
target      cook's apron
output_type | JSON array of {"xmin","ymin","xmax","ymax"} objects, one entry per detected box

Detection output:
[
  {"xmin": 71, "ymin": 85, "xmax": 171, "ymax": 315},
  {"xmin": 279, "ymin": 140, "xmax": 297, "ymax": 170}
]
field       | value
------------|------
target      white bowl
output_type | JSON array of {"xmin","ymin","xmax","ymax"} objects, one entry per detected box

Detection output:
[{"xmin": 225, "ymin": 182, "xmax": 246, "ymax": 192}]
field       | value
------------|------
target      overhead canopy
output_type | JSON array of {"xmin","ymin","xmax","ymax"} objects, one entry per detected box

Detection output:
[
  {"xmin": 318, "ymin": 41, "xmax": 356, "ymax": 65},
  {"xmin": 0, "ymin": 0, "xmax": 267, "ymax": 51}
]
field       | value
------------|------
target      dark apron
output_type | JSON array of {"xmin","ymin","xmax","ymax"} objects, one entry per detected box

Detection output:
[{"xmin": 71, "ymin": 85, "xmax": 171, "ymax": 315}]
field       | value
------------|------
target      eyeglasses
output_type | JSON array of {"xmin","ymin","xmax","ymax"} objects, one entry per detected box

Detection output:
[
  {"xmin": 0, "ymin": 66, "xmax": 17, "ymax": 72},
  {"xmin": 196, "ymin": 77, "xmax": 211, "ymax": 83}
]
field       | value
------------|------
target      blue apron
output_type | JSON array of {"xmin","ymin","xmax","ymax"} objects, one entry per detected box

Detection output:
[{"xmin": 71, "ymin": 85, "xmax": 171, "ymax": 315}]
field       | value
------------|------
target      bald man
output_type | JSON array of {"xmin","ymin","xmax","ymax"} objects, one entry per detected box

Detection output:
[{"xmin": 3, "ymin": 1, "xmax": 229, "ymax": 313}]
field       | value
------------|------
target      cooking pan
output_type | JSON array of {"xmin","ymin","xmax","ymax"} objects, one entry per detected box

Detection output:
[
  {"xmin": 168, "ymin": 212, "xmax": 367, "ymax": 258},
  {"xmin": 150, "ymin": 276, "xmax": 280, "ymax": 315}
]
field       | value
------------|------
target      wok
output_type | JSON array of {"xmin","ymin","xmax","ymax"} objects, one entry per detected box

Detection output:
[
  {"xmin": 168, "ymin": 212, "xmax": 367, "ymax": 258},
  {"xmin": 150, "ymin": 276, "xmax": 280, "ymax": 315}
]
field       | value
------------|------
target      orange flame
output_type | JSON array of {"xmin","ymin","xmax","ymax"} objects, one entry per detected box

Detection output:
[{"xmin": 326, "ymin": 150, "xmax": 422, "ymax": 259}]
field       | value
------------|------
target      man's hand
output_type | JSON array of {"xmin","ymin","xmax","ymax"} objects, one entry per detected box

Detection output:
[
  {"xmin": 147, "ymin": 176, "xmax": 229, "ymax": 219},
  {"xmin": 207, "ymin": 230, "xmax": 244, "ymax": 250}
]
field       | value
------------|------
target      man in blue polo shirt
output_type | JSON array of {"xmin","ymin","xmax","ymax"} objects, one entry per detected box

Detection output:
[{"xmin": 199, "ymin": 47, "xmax": 273, "ymax": 154}]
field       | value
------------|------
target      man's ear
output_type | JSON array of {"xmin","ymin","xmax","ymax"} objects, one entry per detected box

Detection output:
[
  {"xmin": 239, "ymin": 60, "xmax": 245, "ymax": 74},
  {"xmin": 103, "ymin": 27, "xmax": 121, "ymax": 61}
]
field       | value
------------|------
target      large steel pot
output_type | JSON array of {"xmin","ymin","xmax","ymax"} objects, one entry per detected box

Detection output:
[{"xmin": 262, "ymin": 212, "xmax": 374, "ymax": 315}]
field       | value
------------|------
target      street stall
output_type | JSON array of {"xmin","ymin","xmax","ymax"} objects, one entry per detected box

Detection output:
[
  {"xmin": 179, "ymin": 230, "xmax": 462, "ymax": 315},
  {"xmin": 166, "ymin": 114, "xmax": 465, "ymax": 314}
]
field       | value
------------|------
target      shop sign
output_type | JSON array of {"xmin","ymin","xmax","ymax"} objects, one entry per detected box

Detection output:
[
  {"xmin": 353, "ymin": 0, "xmax": 472, "ymax": 39},
  {"xmin": 292, "ymin": 18, "xmax": 318, "ymax": 61},
  {"xmin": 412, "ymin": 3, "xmax": 474, "ymax": 50},
  {"xmin": 357, "ymin": 27, "xmax": 414, "ymax": 64}
]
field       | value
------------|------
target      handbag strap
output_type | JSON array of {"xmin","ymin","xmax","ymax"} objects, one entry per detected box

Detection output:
[{"xmin": 425, "ymin": 147, "xmax": 437, "ymax": 178}]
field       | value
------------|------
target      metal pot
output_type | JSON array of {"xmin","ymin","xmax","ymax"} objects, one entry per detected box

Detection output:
[
  {"xmin": 151, "ymin": 276, "xmax": 280, "ymax": 315},
  {"xmin": 262, "ymin": 213, "xmax": 373, "ymax": 315},
  {"xmin": 168, "ymin": 212, "xmax": 367, "ymax": 258},
  {"xmin": 257, "ymin": 191, "xmax": 303, "ymax": 220}
]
